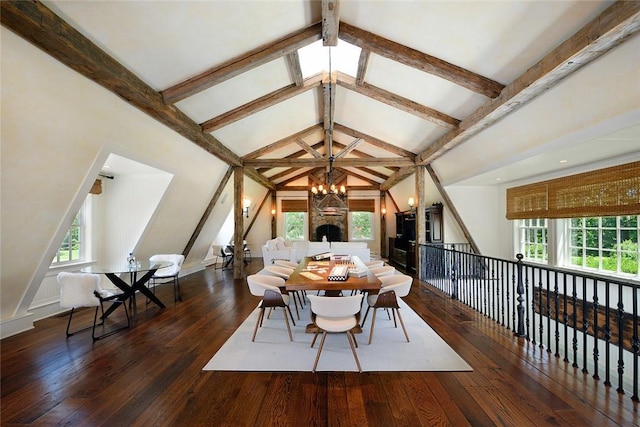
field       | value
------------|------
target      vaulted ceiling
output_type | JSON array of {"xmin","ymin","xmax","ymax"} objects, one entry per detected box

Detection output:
[{"xmin": 3, "ymin": 1, "xmax": 639, "ymax": 190}]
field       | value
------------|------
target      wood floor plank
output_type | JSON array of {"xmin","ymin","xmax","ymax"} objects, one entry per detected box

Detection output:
[{"xmin": 1, "ymin": 261, "xmax": 637, "ymax": 426}]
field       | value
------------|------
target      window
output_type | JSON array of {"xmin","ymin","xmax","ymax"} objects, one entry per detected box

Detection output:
[
  {"xmin": 518, "ymin": 219, "xmax": 548, "ymax": 262},
  {"xmin": 350, "ymin": 212, "xmax": 373, "ymax": 241},
  {"xmin": 284, "ymin": 212, "xmax": 305, "ymax": 240},
  {"xmin": 568, "ymin": 216, "xmax": 639, "ymax": 275},
  {"xmin": 52, "ymin": 199, "xmax": 89, "ymax": 265}
]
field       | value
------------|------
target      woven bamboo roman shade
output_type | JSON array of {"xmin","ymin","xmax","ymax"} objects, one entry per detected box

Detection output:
[
  {"xmin": 506, "ymin": 161, "xmax": 640, "ymax": 219},
  {"xmin": 281, "ymin": 199, "xmax": 308, "ymax": 212},
  {"xmin": 348, "ymin": 199, "xmax": 375, "ymax": 212}
]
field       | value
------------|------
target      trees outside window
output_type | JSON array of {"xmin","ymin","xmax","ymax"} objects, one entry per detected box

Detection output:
[
  {"xmin": 569, "ymin": 215, "xmax": 638, "ymax": 275},
  {"xmin": 519, "ymin": 218, "xmax": 548, "ymax": 262},
  {"xmin": 350, "ymin": 212, "xmax": 373, "ymax": 240},
  {"xmin": 284, "ymin": 212, "xmax": 305, "ymax": 240},
  {"xmin": 52, "ymin": 200, "xmax": 88, "ymax": 265}
]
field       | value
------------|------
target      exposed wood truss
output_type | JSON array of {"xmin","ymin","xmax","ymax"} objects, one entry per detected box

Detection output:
[
  {"xmin": 322, "ymin": 0, "xmax": 340, "ymax": 46},
  {"xmin": 339, "ymin": 22, "xmax": 505, "ymax": 98},
  {"xmin": 161, "ymin": 22, "xmax": 323, "ymax": 104},
  {"xmin": 0, "ymin": 0, "xmax": 242, "ymax": 167}
]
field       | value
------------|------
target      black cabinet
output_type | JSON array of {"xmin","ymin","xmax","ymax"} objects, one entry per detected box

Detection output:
[
  {"xmin": 425, "ymin": 203, "xmax": 443, "ymax": 243},
  {"xmin": 389, "ymin": 204, "xmax": 443, "ymax": 272}
]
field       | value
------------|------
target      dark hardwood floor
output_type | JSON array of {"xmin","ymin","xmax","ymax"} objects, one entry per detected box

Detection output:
[{"xmin": 1, "ymin": 261, "xmax": 637, "ymax": 426}]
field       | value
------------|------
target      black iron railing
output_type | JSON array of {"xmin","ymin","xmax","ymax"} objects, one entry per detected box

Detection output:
[{"xmin": 419, "ymin": 243, "xmax": 639, "ymax": 402}]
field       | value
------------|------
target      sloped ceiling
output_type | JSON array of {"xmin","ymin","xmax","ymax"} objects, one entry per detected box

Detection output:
[{"xmin": 4, "ymin": 0, "xmax": 640, "ymax": 191}]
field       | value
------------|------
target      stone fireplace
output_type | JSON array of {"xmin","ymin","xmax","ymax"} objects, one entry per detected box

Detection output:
[{"xmin": 310, "ymin": 210, "xmax": 347, "ymax": 242}]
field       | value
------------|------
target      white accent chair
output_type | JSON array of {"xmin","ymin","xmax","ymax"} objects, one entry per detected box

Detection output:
[
  {"xmin": 364, "ymin": 260, "xmax": 385, "ymax": 269},
  {"xmin": 246, "ymin": 274, "xmax": 296, "ymax": 342},
  {"xmin": 259, "ymin": 265, "xmax": 301, "ymax": 318},
  {"xmin": 261, "ymin": 237, "xmax": 297, "ymax": 265},
  {"xmin": 149, "ymin": 254, "xmax": 185, "ymax": 302},
  {"xmin": 58, "ymin": 272, "xmax": 130, "ymax": 340},
  {"xmin": 362, "ymin": 274, "xmax": 413, "ymax": 344},
  {"xmin": 369, "ymin": 265, "xmax": 396, "ymax": 277},
  {"xmin": 307, "ymin": 294, "xmax": 364, "ymax": 372},
  {"xmin": 273, "ymin": 259, "xmax": 298, "ymax": 269}
]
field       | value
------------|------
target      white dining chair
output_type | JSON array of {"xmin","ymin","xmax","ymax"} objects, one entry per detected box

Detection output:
[
  {"xmin": 362, "ymin": 274, "xmax": 412, "ymax": 344},
  {"xmin": 246, "ymin": 274, "xmax": 296, "ymax": 342},
  {"xmin": 307, "ymin": 294, "xmax": 364, "ymax": 372},
  {"xmin": 149, "ymin": 254, "xmax": 185, "ymax": 302},
  {"xmin": 369, "ymin": 265, "xmax": 396, "ymax": 277},
  {"xmin": 58, "ymin": 272, "xmax": 130, "ymax": 340}
]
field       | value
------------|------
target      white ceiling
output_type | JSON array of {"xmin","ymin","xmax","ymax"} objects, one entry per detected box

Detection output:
[{"xmin": 44, "ymin": 0, "xmax": 639, "ymax": 188}]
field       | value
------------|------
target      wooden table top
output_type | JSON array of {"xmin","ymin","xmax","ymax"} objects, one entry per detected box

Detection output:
[{"xmin": 285, "ymin": 257, "xmax": 382, "ymax": 292}]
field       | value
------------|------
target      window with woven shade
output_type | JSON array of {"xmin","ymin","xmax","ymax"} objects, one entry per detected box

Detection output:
[
  {"xmin": 348, "ymin": 199, "xmax": 375, "ymax": 212},
  {"xmin": 281, "ymin": 199, "xmax": 308, "ymax": 212},
  {"xmin": 506, "ymin": 161, "xmax": 640, "ymax": 220}
]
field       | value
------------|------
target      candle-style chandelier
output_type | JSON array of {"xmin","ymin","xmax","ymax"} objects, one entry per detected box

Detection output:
[{"xmin": 309, "ymin": 46, "xmax": 348, "ymax": 216}]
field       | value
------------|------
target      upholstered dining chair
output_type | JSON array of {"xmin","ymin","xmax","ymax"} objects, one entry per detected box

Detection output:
[
  {"xmin": 361, "ymin": 274, "xmax": 413, "ymax": 344},
  {"xmin": 364, "ymin": 260, "xmax": 385, "ymax": 269},
  {"xmin": 369, "ymin": 265, "xmax": 396, "ymax": 277},
  {"xmin": 307, "ymin": 294, "xmax": 364, "ymax": 373},
  {"xmin": 149, "ymin": 254, "xmax": 185, "ymax": 302},
  {"xmin": 246, "ymin": 274, "xmax": 296, "ymax": 342},
  {"xmin": 258, "ymin": 265, "xmax": 301, "ymax": 318},
  {"xmin": 273, "ymin": 259, "xmax": 298, "ymax": 269},
  {"xmin": 58, "ymin": 272, "xmax": 130, "ymax": 340}
]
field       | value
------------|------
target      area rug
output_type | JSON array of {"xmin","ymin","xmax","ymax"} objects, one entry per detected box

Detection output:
[{"xmin": 203, "ymin": 298, "xmax": 472, "ymax": 372}]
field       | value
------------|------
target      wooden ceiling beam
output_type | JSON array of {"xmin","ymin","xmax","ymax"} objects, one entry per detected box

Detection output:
[
  {"xmin": 161, "ymin": 22, "xmax": 322, "ymax": 103},
  {"xmin": 244, "ymin": 124, "xmax": 323, "ymax": 159},
  {"xmin": 352, "ymin": 166, "xmax": 391, "ymax": 181},
  {"xmin": 244, "ymin": 167, "xmax": 276, "ymax": 190},
  {"xmin": 245, "ymin": 158, "xmax": 414, "ymax": 168},
  {"xmin": 337, "ymin": 72, "xmax": 460, "ymax": 128},
  {"xmin": 335, "ymin": 167, "xmax": 380, "ymax": 186},
  {"xmin": 380, "ymin": 165, "xmax": 417, "ymax": 191},
  {"xmin": 415, "ymin": 1, "xmax": 640, "ymax": 167},
  {"xmin": 285, "ymin": 51, "xmax": 304, "ymax": 86},
  {"xmin": 322, "ymin": 0, "xmax": 340, "ymax": 46},
  {"xmin": 0, "ymin": 0, "xmax": 243, "ymax": 168},
  {"xmin": 334, "ymin": 138, "xmax": 362, "ymax": 158},
  {"xmin": 339, "ymin": 22, "xmax": 504, "ymax": 98},
  {"xmin": 333, "ymin": 123, "xmax": 416, "ymax": 160},
  {"xmin": 294, "ymin": 138, "xmax": 324, "ymax": 158},
  {"xmin": 355, "ymin": 49, "xmax": 370, "ymax": 85},
  {"xmin": 201, "ymin": 74, "xmax": 323, "ymax": 132},
  {"xmin": 258, "ymin": 142, "xmax": 324, "ymax": 174}
]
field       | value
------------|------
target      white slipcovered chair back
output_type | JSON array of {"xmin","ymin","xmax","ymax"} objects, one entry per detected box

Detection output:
[
  {"xmin": 58, "ymin": 272, "xmax": 101, "ymax": 308},
  {"xmin": 247, "ymin": 274, "xmax": 285, "ymax": 298},
  {"xmin": 149, "ymin": 254, "xmax": 184, "ymax": 278}
]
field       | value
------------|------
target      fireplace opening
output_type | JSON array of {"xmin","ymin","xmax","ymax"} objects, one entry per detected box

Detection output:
[{"xmin": 314, "ymin": 224, "xmax": 342, "ymax": 242}]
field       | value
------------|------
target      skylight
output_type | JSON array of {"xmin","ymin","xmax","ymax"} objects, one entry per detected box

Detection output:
[{"xmin": 298, "ymin": 39, "xmax": 361, "ymax": 78}]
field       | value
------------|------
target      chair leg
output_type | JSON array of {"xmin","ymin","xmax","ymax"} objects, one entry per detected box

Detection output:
[
  {"xmin": 286, "ymin": 305, "xmax": 296, "ymax": 326},
  {"xmin": 290, "ymin": 291, "xmax": 300, "ymax": 320},
  {"xmin": 92, "ymin": 298, "xmax": 130, "ymax": 341},
  {"xmin": 312, "ymin": 331, "xmax": 327, "ymax": 372},
  {"xmin": 252, "ymin": 308, "xmax": 264, "ymax": 342},
  {"xmin": 174, "ymin": 276, "xmax": 182, "ymax": 302},
  {"xmin": 347, "ymin": 331, "xmax": 363, "ymax": 372},
  {"xmin": 281, "ymin": 307, "xmax": 293, "ymax": 342},
  {"xmin": 368, "ymin": 308, "xmax": 378, "ymax": 345},
  {"xmin": 362, "ymin": 305, "xmax": 371, "ymax": 325},
  {"xmin": 395, "ymin": 308, "xmax": 410, "ymax": 342}
]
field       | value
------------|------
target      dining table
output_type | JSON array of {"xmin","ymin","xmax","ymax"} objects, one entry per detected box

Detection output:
[
  {"xmin": 285, "ymin": 256, "xmax": 381, "ymax": 333},
  {"xmin": 82, "ymin": 260, "xmax": 172, "ymax": 318},
  {"xmin": 285, "ymin": 256, "xmax": 382, "ymax": 294}
]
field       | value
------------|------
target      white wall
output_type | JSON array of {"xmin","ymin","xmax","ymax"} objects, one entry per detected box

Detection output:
[{"xmin": 0, "ymin": 28, "xmax": 230, "ymax": 334}]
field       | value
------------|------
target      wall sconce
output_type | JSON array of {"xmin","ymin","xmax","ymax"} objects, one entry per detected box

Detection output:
[
  {"xmin": 271, "ymin": 208, "xmax": 276, "ymax": 216},
  {"xmin": 408, "ymin": 197, "xmax": 415, "ymax": 208},
  {"xmin": 242, "ymin": 199, "xmax": 251, "ymax": 218},
  {"xmin": 381, "ymin": 207, "xmax": 387, "ymax": 215}
]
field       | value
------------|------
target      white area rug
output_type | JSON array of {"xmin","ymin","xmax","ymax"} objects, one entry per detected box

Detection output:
[{"xmin": 203, "ymin": 298, "xmax": 472, "ymax": 372}]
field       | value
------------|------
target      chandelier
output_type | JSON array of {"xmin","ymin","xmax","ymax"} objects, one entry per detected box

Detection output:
[
  {"xmin": 309, "ymin": 46, "xmax": 347, "ymax": 216},
  {"xmin": 310, "ymin": 155, "xmax": 348, "ymax": 216}
]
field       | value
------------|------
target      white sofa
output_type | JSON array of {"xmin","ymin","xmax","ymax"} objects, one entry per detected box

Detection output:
[
  {"xmin": 262, "ymin": 238, "xmax": 372, "ymax": 264},
  {"xmin": 261, "ymin": 237, "xmax": 296, "ymax": 265},
  {"xmin": 329, "ymin": 241, "xmax": 371, "ymax": 262}
]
